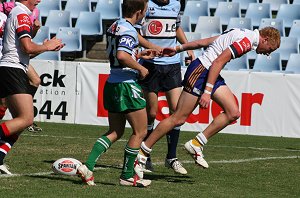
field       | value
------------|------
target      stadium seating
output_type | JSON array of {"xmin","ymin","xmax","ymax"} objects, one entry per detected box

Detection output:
[
  {"xmin": 227, "ymin": 17, "xmax": 252, "ymax": 30},
  {"xmin": 33, "ymin": 51, "xmax": 61, "ymax": 61},
  {"xmin": 184, "ymin": 32, "xmax": 202, "ymax": 42},
  {"xmin": 224, "ymin": 55, "xmax": 249, "ymax": 71},
  {"xmin": 231, "ymin": 0, "xmax": 258, "ymax": 12},
  {"xmin": 181, "ymin": 15, "xmax": 192, "ymax": 32},
  {"xmin": 276, "ymin": 4, "xmax": 300, "ymax": 29},
  {"xmin": 45, "ymin": 10, "xmax": 72, "ymax": 34},
  {"xmin": 33, "ymin": 26, "xmax": 50, "ymax": 45},
  {"xmin": 183, "ymin": 1, "xmax": 209, "ymax": 26},
  {"xmin": 259, "ymin": 18, "xmax": 285, "ymax": 37},
  {"xmin": 293, "ymin": 0, "xmax": 300, "ymax": 4},
  {"xmin": 253, "ymin": 53, "xmax": 282, "ymax": 72},
  {"xmin": 194, "ymin": 16, "xmax": 221, "ymax": 38},
  {"xmin": 262, "ymin": 0, "xmax": 289, "ymax": 12},
  {"xmin": 289, "ymin": 20, "xmax": 300, "ymax": 44},
  {"xmin": 64, "ymin": 0, "xmax": 91, "ymax": 19},
  {"xmin": 214, "ymin": 2, "xmax": 240, "ymax": 28},
  {"xmin": 245, "ymin": 3, "xmax": 271, "ymax": 28},
  {"xmin": 75, "ymin": 11, "xmax": 103, "ymax": 37},
  {"xmin": 285, "ymin": 53, "xmax": 300, "ymax": 74},
  {"xmin": 56, "ymin": 27, "xmax": 82, "ymax": 52},
  {"xmin": 37, "ymin": 0, "xmax": 61, "ymax": 18},
  {"xmin": 94, "ymin": 0, "xmax": 122, "ymax": 20},
  {"xmin": 274, "ymin": 37, "xmax": 299, "ymax": 61},
  {"xmin": 206, "ymin": 0, "xmax": 227, "ymax": 10}
]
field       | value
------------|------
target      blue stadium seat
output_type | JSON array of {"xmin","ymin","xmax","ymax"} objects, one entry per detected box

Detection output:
[
  {"xmin": 64, "ymin": 0, "xmax": 91, "ymax": 19},
  {"xmin": 253, "ymin": 53, "xmax": 282, "ymax": 72},
  {"xmin": 184, "ymin": 32, "xmax": 202, "ymax": 42},
  {"xmin": 231, "ymin": 0, "xmax": 258, "ymax": 11},
  {"xmin": 273, "ymin": 37, "xmax": 299, "ymax": 61},
  {"xmin": 95, "ymin": 0, "xmax": 122, "ymax": 20},
  {"xmin": 37, "ymin": 0, "xmax": 61, "ymax": 18},
  {"xmin": 293, "ymin": 0, "xmax": 300, "ymax": 4},
  {"xmin": 75, "ymin": 12, "xmax": 103, "ymax": 37},
  {"xmin": 33, "ymin": 26, "xmax": 50, "ymax": 45},
  {"xmin": 214, "ymin": 2, "xmax": 240, "ymax": 27},
  {"xmin": 181, "ymin": 15, "xmax": 192, "ymax": 32},
  {"xmin": 259, "ymin": 18, "xmax": 285, "ymax": 37},
  {"xmin": 194, "ymin": 16, "xmax": 221, "ymax": 38},
  {"xmin": 285, "ymin": 54, "xmax": 300, "ymax": 74},
  {"xmin": 289, "ymin": 20, "xmax": 300, "ymax": 44},
  {"xmin": 224, "ymin": 55, "xmax": 249, "ymax": 71},
  {"xmin": 206, "ymin": 0, "xmax": 227, "ymax": 10},
  {"xmin": 183, "ymin": 1, "xmax": 209, "ymax": 26},
  {"xmin": 227, "ymin": 17, "xmax": 252, "ymax": 30},
  {"xmin": 245, "ymin": 3, "xmax": 271, "ymax": 28},
  {"xmin": 262, "ymin": 0, "xmax": 289, "ymax": 12},
  {"xmin": 56, "ymin": 27, "xmax": 82, "ymax": 52},
  {"xmin": 276, "ymin": 4, "xmax": 300, "ymax": 29},
  {"xmin": 34, "ymin": 51, "xmax": 61, "ymax": 61},
  {"xmin": 45, "ymin": 10, "xmax": 71, "ymax": 34}
]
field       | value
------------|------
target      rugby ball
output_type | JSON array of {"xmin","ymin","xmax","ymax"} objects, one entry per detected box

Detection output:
[{"xmin": 52, "ymin": 158, "xmax": 82, "ymax": 176}]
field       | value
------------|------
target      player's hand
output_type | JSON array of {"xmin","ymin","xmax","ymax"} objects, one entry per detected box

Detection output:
[
  {"xmin": 139, "ymin": 49, "xmax": 161, "ymax": 59},
  {"xmin": 161, "ymin": 47, "xmax": 176, "ymax": 57},
  {"xmin": 185, "ymin": 50, "xmax": 195, "ymax": 66},
  {"xmin": 139, "ymin": 67, "xmax": 149, "ymax": 80},
  {"xmin": 199, "ymin": 93, "xmax": 211, "ymax": 109},
  {"xmin": 44, "ymin": 37, "xmax": 65, "ymax": 51}
]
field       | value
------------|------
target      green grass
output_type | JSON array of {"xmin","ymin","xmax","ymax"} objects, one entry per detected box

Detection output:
[{"xmin": 0, "ymin": 122, "xmax": 299, "ymax": 198}]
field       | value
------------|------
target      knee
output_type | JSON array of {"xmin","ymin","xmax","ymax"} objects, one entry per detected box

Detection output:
[
  {"xmin": 170, "ymin": 115, "xmax": 186, "ymax": 127},
  {"xmin": 227, "ymin": 109, "xmax": 240, "ymax": 122}
]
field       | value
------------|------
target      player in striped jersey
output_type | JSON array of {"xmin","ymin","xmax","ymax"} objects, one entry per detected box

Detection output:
[
  {"xmin": 135, "ymin": 27, "xmax": 280, "ymax": 173},
  {"xmin": 135, "ymin": 0, "xmax": 194, "ymax": 175}
]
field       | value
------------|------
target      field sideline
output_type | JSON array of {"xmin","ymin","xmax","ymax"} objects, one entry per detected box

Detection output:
[{"xmin": 0, "ymin": 122, "xmax": 299, "ymax": 197}]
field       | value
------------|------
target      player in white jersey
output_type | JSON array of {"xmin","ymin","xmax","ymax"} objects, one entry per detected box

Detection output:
[
  {"xmin": 135, "ymin": 27, "xmax": 280, "ymax": 172},
  {"xmin": 136, "ymin": 0, "xmax": 194, "ymax": 175},
  {"xmin": 0, "ymin": 0, "xmax": 64, "ymax": 174}
]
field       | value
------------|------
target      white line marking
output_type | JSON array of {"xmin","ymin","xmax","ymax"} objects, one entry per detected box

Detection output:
[{"xmin": 0, "ymin": 156, "xmax": 298, "ymax": 178}]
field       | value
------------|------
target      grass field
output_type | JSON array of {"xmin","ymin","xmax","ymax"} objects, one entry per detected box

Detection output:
[{"xmin": 0, "ymin": 122, "xmax": 299, "ymax": 198}]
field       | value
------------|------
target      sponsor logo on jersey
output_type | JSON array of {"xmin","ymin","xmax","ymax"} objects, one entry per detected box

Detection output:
[
  {"xmin": 119, "ymin": 35, "xmax": 135, "ymax": 48},
  {"xmin": 148, "ymin": 20, "xmax": 163, "ymax": 35}
]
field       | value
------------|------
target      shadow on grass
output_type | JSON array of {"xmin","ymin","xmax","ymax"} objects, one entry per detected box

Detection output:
[{"xmin": 144, "ymin": 173, "xmax": 194, "ymax": 184}]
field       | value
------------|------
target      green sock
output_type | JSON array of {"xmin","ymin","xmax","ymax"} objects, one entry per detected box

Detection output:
[
  {"xmin": 85, "ymin": 136, "xmax": 112, "ymax": 171},
  {"xmin": 120, "ymin": 145, "xmax": 139, "ymax": 179}
]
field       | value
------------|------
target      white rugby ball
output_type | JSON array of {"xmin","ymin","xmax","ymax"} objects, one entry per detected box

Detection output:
[{"xmin": 52, "ymin": 158, "xmax": 82, "ymax": 176}]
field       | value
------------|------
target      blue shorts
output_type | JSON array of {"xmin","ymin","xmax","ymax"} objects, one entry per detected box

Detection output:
[{"xmin": 182, "ymin": 58, "xmax": 226, "ymax": 97}]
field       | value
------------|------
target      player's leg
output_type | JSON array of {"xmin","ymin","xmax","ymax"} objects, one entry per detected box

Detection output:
[
  {"xmin": 78, "ymin": 112, "xmax": 126, "ymax": 186},
  {"xmin": 0, "ymin": 94, "xmax": 34, "ymax": 139},
  {"xmin": 142, "ymin": 90, "xmax": 158, "ymax": 172},
  {"xmin": 0, "ymin": 98, "xmax": 7, "ymax": 120},
  {"xmin": 26, "ymin": 64, "xmax": 42, "ymax": 132},
  {"xmin": 164, "ymin": 87, "xmax": 187, "ymax": 174},
  {"xmin": 185, "ymin": 85, "xmax": 240, "ymax": 168},
  {"xmin": 119, "ymin": 108, "xmax": 151, "ymax": 187}
]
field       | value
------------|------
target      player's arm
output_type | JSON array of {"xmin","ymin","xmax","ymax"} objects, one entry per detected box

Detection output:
[
  {"xmin": 20, "ymin": 36, "xmax": 63, "ymax": 55},
  {"xmin": 117, "ymin": 50, "xmax": 149, "ymax": 80},
  {"xmin": 176, "ymin": 35, "xmax": 219, "ymax": 52},
  {"xmin": 176, "ymin": 26, "xmax": 195, "ymax": 62},
  {"xmin": 137, "ymin": 33, "xmax": 161, "ymax": 50}
]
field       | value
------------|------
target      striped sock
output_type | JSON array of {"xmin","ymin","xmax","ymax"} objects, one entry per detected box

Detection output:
[
  {"xmin": 0, "ymin": 135, "xmax": 19, "ymax": 165},
  {"xmin": 85, "ymin": 136, "xmax": 112, "ymax": 171},
  {"xmin": 120, "ymin": 145, "xmax": 139, "ymax": 179},
  {"xmin": 0, "ymin": 123, "xmax": 10, "ymax": 139}
]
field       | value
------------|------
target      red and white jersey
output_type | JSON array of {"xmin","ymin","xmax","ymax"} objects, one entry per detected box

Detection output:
[
  {"xmin": 0, "ymin": 12, "xmax": 7, "ymax": 58},
  {"xmin": 0, "ymin": 2, "xmax": 32, "ymax": 72},
  {"xmin": 199, "ymin": 28, "xmax": 259, "ymax": 69}
]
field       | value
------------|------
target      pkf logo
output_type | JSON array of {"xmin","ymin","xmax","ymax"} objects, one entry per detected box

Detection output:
[{"xmin": 148, "ymin": 20, "xmax": 163, "ymax": 35}]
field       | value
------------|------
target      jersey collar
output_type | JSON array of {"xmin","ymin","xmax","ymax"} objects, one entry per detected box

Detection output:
[
  {"xmin": 252, "ymin": 29, "xmax": 259, "ymax": 51},
  {"xmin": 15, "ymin": 2, "xmax": 32, "ymax": 15}
]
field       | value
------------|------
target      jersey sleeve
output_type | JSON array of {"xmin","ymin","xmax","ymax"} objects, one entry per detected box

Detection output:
[
  {"xmin": 229, "ymin": 37, "xmax": 252, "ymax": 59},
  {"xmin": 117, "ymin": 30, "xmax": 138, "ymax": 55},
  {"xmin": 16, "ymin": 13, "xmax": 32, "ymax": 39}
]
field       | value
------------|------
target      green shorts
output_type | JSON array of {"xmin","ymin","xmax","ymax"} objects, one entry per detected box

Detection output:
[{"xmin": 103, "ymin": 81, "xmax": 146, "ymax": 113}]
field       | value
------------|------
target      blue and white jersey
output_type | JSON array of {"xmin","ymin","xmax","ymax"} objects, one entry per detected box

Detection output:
[
  {"xmin": 138, "ymin": 0, "xmax": 181, "ymax": 65},
  {"xmin": 106, "ymin": 18, "xmax": 139, "ymax": 83}
]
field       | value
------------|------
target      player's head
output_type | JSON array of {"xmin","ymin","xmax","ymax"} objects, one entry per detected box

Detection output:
[
  {"xmin": 18, "ymin": 0, "xmax": 40, "ymax": 11},
  {"xmin": 122, "ymin": 0, "xmax": 148, "ymax": 21},
  {"xmin": 256, "ymin": 27, "xmax": 281, "ymax": 56}
]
